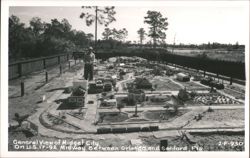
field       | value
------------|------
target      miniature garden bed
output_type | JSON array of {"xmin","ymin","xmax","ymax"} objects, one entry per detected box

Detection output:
[
  {"xmin": 141, "ymin": 95, "xmax": 172, "ymax": 107},
  {"xmin": 98, "ymin": 112, "xmax": 129, "ymax": 123},
  {"xmin": 151, "ymin": 77, "xmax": 182, "ymax": 91},
  {"xmin": 143, "ymin": 109, "xmax": 190, "ymax": 121},
  {"xmin": 201, "ymin": 109, "xmax": 244, "ymax": 122},
  {"xmin": 116, "ymin": 95, "xmax": 170, "ymax": 108},
  {"xmin": 191, "ymin": 93, "xmax": 241, "ymax": 105},
  {"xmin": 226, "ymin": 85, "xmax": 245, "ymax": 94},
  {"xmin": 222, "ymin": 88, "xmax": 245, "ymax": 100}
]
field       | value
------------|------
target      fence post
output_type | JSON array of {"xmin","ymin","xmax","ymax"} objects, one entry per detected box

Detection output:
[
  {"xmin": 58, "ymin": 56, "xmax": 60, "ymax": 65},
  {"xmin": 230, "ymin": 77, "xmax": 233, "ymax": 85},
  {"xmin": 21, "ymin": 80, "xmax": 24, "ymax": 96},
  {"xmin": 43, "ymin": 59, "xmax": 46, "ymax": 69},
  {"xmin": 68, "ymin": 61, "xmax": 71, "ymax": 69},
  {"xmin": 45, "ymin": 71, "xmax": 48, "ymax": 83},
  {"xmin": 75, "ymin": 58, "xmax": 77, "ymax": 65},
  {"xmin": 59, "ymin": 65, "xmax": 62, "ymax": 75},
  {"xmin": 203, "ymin": 70, "xmax": 206, "ymax": 77},
  {"xmin": 67, "ymin": 54, "xmax": 69, "ymax": 61},
  {"xmin": 18, "ymin": 63, "xmax": 22, "ymax": 77}
]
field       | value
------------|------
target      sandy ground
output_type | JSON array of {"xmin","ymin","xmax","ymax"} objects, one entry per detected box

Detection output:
[{"xmin": 9, "ymin": 60, "xmax": 82, "ymax": 122}]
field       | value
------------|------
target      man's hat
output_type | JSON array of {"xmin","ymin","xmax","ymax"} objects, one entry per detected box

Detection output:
[{"xmin": 88, "ymin": 46, "xmax": 93, "ymax": 50}]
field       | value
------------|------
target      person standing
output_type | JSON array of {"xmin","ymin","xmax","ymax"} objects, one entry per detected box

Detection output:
[{"xmin": 83, "ymin": 47, "xmax": 95, "ymax": 81}]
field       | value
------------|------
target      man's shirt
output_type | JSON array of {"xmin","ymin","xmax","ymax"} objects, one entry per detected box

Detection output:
[{"xmin": 83, "ymin": 52, "xmax": 95, "ymax": 64}]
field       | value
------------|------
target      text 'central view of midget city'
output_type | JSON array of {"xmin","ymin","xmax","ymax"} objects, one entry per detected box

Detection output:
[{"xmin": 6, "ymin": 4, "xmax": 247, "ymax": 153}]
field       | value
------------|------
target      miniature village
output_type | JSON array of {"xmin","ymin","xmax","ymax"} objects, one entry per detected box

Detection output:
[{"xmin": 9, "ymin": 56, "xmax": 245, "ymax": 151}]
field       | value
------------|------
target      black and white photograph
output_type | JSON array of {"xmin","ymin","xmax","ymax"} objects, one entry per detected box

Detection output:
[{"xmin": 1, "ymin": 0, "xmax": 249, "ymax": 157}]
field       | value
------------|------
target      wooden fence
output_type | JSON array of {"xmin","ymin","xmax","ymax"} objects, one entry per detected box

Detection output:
[
  {"xmin": 9, "ymin": 53, "xmax": 71, "ymax": 80},
  {"xmin": 9, "ymin": 51, "xmax": 246, "ymax": 85}
]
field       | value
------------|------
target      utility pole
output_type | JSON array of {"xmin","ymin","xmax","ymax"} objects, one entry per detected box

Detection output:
[
  {"xmin": 95, "ymin": 6, "xmax": 98, "ymax": 51},
  {"xmin": 171, "ymin": 33, "xmax": 176, "ymax": 54}
]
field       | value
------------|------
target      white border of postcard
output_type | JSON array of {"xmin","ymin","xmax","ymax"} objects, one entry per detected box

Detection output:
[{"xmin": 1, "ymin": 0, "xmax": 249, "ymax": 158}]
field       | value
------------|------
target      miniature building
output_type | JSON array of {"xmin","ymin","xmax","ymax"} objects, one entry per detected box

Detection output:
[
  {"xmin": 96, "ymin": 80, "xmax": 104, "ymax": 91},
  {"xmin": 68, "ymin": 86, "xmax": 86, "ymax": 107},
  {"xmin": 96, "ymin": 80, "xmax": 103, "ymax": 86},
  {"xmin": 104, "ymin": 81, "xmax": 112, "ymax": 92},
  {"xmin": 133, "ymin": 77, "xmax": 152, "ymax": 89},
  {"xmin": 102, "ymin": 99, "xmax": 117, "ymax": 107},
  {"xmin": 176, "ymin": 73, "xmax": 190, "ymax": 82},
  {"xmin": 128, "ymin": 89, "xmax": 145, "ymax": 103},
  {"xmin": 97, "ymin": 76, "xmax": 116, "ymax": 86},
  {"xmin": 88, "ymin": 82, "xmax": 103, "ymax": 94}
]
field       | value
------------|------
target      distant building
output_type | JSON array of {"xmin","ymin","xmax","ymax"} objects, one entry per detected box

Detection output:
[
  {"xmin": 176, "ymin": 73, "xmax": 190, "ymax": 82},
  {"xmin": 128, "ymin": 89, "xmax": 145, "ymax": 103}
]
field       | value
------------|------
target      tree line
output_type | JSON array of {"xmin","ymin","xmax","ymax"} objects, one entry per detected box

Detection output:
[{"xmin": 9, "ymin": 15, "xmax": 94, "ymax": 61}]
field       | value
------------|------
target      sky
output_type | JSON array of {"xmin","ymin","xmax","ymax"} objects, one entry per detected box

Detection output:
[{"xmin": 9, "ymin": 3, "xmax": 249, "ymax": 45}]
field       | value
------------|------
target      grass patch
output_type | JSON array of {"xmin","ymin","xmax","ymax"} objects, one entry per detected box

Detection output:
[
  {"xmin": 98, "ymin": 112, "xmax": 129, "ymax": 123},
  {"xmin": 144, "ymin": 109, "xmax": 189, "ymax": 121}
]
